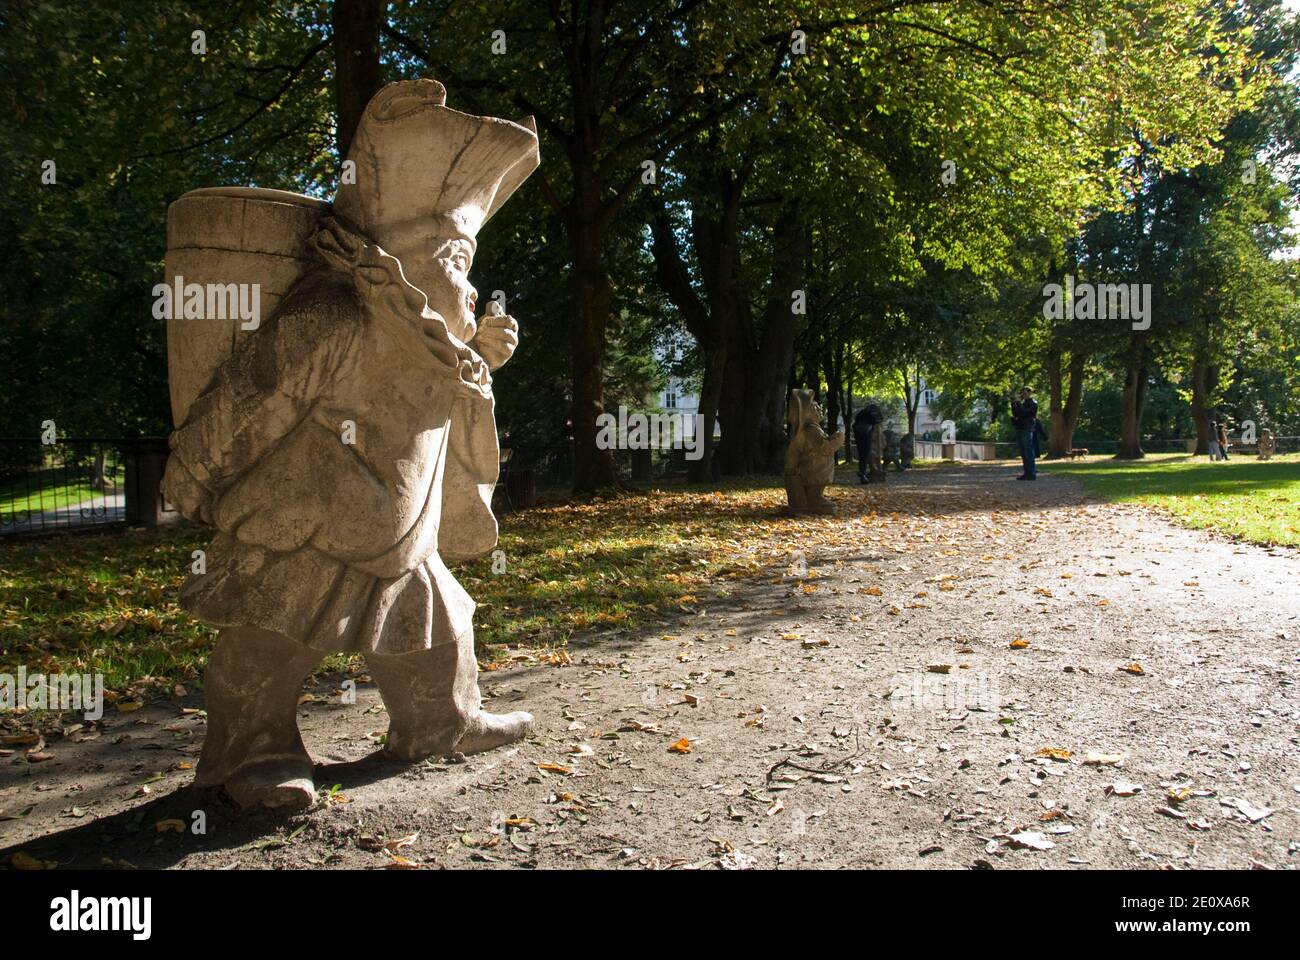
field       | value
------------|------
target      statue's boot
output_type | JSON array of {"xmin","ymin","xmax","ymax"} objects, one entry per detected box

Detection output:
[
  {"xmin": 368, "ymin": 638, "xmax": 533, "ymax": 761},
  {"xmin": 196, "ymin": 627, "xmax": 323, "ymax": 811}
]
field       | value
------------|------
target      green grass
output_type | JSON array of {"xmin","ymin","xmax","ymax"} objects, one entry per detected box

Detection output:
[
  {"xmin": 0, "ymin": 477, "xmax": 818, "ymax": 700},
  {"xmin": 1040, "ymin": 452, "xmax": 1300, "ymax": 546},
  {"xmin": 0, "ymin": 467, "xmax": 124, "ymax": 515}
]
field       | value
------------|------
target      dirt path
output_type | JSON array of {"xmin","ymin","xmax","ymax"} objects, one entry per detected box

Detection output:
[{"xmin": 3, "ymin": 462, "xmax": 1298, "ymax": 870}]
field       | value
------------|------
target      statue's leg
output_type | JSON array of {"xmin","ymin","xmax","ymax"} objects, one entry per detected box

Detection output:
[
  {"xmin": 784, "ymin": 475, "xmax": 805, "ymax": 513},
  {"xmin": 368, "ymin": 630, "xmax": 533, "ymax": 760},
  {"xmin": 808, "ymin": 483, "xmax": 836, "ymax": 514},
  {"xmin": 196, "ymin": 626, "xmax": 322, "ymax": 810}
]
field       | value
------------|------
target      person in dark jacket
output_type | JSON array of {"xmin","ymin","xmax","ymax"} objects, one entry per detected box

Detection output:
[
  {"xmin": 853, "ymin": 408, "xmax": 874, "ymax": 483},
  {"xmin": 854, "ymin": 405, "xmax": 885, "ymax": 483},
  {"xmin": 1010, "ymin": 387, "xmax": 1038, "ymax": 480},
  {"xmin": 1206, "ymin": 417, "xmax": 1221, "ymax": 460}
]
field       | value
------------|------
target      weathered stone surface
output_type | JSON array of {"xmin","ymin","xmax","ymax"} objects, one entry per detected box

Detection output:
[
  {"xmin": 783, "ymin": 389, "xmax": 844, "ymax": 515},
  {"xmin": 161, "ymin": 79, "xmax": 540, "ymax": 809}
]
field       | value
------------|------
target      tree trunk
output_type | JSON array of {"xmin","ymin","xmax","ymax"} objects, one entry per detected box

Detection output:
[
  {"xmin": 93, "ymin": 450, "xmax": 109, "ymax": 491},
  {"xmin": 1046, "ymin": 344, "xmax": 1066, "ymax": 458},
  {"xmin": 730, "ymin": 203, "xmax": 809, "ymax": 475},
  {"xmin": 332, "ymin": 0, "xmax": 384, "ymax": 160},
  {"xmin": 898, "ymin": 364, "xmax": 921, "ymax": 437},
  {"xmin": 570, "ymin": 207, "xmax": 617, "ymax": 493},
  {"xmin": 1117, "ymin": 338, "xmax": 1148, "ymax": 459},
  {"xmin": 650, "ymin": 164, "xmax": 747, "ymax": 482},
  {"xmin": 1189, "ymin": 361, "xmax": 1219, "ymax": 456},
  {"xmin": 1061, "ymin": 353, "xmax": 1085, "ymax": 452},
  {"xmin": 823, "ymin": 342, "xmax": 843, "ymax": 440},
  {"xmin": 1045, "ymin": 350, "xmax": 1085, "ymax": 457},
  {"xmin": 841, "ymin": 352, "xmax": 855, "ymax": 461}
]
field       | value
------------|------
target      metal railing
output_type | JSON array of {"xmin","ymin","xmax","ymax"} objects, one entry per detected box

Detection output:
[
  {"xmin": 0, "ymin": 438, "xmax": 171, "ymax": 537},
  {"xmin": 916, "ymin": 436, "xmax": 1300, "ymax": 460}
]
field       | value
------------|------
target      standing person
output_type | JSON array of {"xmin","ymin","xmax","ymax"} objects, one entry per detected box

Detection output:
[
  {"xmin": 1010, "ymin": 387, "xmax": 1038, "ymax": 480},
  {"xmin": 1206, "ymin": 417, "xmax": 1221, "ymax": 460},
  {"xmin": 1217, "ymin": 420, "xmax": 1231, "ymax": 460},
  {"xmin": 853, "ymin": 408, "xmax": 874, "ymax": 484}
]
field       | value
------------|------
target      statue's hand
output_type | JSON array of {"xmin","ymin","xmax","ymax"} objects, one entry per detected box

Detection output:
[{"xmin": 471, "ymin": 312, "xmax": 519, "ymax": 371}]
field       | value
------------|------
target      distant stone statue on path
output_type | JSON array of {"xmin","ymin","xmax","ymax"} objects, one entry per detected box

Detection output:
[
  {"xmin": 160, "ymin": 79, "xmax": 540, "ymax": 809},
  {"xmin": 899, "ymin": 431, "xmax": 915, "ymax": 470},
  {"xmin": 1258, "ymin": 428, "xmax": 1276, "ymax": 461},
  {"xmin": 883, "ymin": 426, "xmax": 902, "ymax": 471},
  {"xmin": 784, "ymin": 389, "xmax": 844, "ymax": 514}
]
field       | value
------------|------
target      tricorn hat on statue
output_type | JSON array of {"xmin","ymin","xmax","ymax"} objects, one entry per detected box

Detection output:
[{"xmin": 333, "ymin": 78, "xmax": 540, "ymax": 247}]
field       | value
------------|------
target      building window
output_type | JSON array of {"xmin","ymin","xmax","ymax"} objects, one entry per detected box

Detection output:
[
  {"xmin": 665, "ymin": 391, "xmax": 677, "ymax": 409},
  {"xmin": 921, "ymin": 389, "xmax": 935, "ymax": 406}
]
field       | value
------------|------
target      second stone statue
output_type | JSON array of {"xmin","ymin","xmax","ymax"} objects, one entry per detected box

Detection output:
[{"xmin": 161, "ymin": 79, "xmax": 540, "ymax": 810}]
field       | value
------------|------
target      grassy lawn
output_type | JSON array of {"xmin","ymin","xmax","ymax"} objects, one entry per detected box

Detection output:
[
  {"xmin": 1040, "ymin": 452, "xmax": 1300, "ymax": 546},
  {"xmin": 0, "ymin": 467, "xmax": 124, "ymax": 515},
  {"xmin": 0, "ymin": 479, "xmax": 829, "ymax": 703}
]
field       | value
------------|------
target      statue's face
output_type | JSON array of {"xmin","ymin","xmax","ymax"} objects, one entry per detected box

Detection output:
[{"xmin": 389, "ymin": 236, "xmax": 479, "ymax": 342}]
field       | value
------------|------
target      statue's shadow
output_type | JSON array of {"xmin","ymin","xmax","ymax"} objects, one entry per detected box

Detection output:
[{"xmin": 1, "ymin": 750, "xmax": 420, "ymax": 870}]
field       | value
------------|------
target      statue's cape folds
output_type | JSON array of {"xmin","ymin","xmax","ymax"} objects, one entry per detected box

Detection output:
[{"xmin": 162, "ymin": 208, "xmax": 502, "ymax": 564}]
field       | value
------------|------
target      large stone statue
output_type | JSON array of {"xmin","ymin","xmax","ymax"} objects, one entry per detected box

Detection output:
[
  {"xmin": 160, "ymin": 79, "xmax": 540, "ymax": 809},
  {"xmin": 1258, "ymin": 428, "xmax": 1276, "ymax": 461},
  {"xmin": 784, "ymin": 389, "xmax": 844, "ymax": 514}
]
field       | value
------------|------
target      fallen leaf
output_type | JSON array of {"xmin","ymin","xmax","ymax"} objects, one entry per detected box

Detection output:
[
  {"xmin": 1034, "ymin": 747, "xmax": 1072, "ymax": 762},
  {"xmin": 1083, "ymin": 752, "xmax": 1126, "ymax": 766},
  {"xmin": 1004, "ymin": 831, "xmax": 1054, "ymax": 851}
]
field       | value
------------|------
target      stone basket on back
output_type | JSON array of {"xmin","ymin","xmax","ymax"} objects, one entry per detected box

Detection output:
[{"xmin": 164, "ymin": 187, "xmax": 328, "ymax": 427}]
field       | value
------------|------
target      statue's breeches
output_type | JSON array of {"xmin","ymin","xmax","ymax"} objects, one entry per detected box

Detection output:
[{"xmin": 180, "ymin": 533, "xmax": 474, "ymax": 655}]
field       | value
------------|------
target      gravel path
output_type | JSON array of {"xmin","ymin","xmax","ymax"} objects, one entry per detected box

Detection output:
[{"xmin": 4, "ymin": 462, "xmax": 1297, "ymax": 870}]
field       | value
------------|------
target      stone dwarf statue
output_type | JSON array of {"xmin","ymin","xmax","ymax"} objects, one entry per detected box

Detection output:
[
  {"xmin": 1258, "ymin": 428, "xmax": 1276, "ymax": 461},
  {"xmin": 160, "ymin": 79, "xmax": 540, "ymax": 809},
  {"xmin": 899, "ymin": 431, "xmax": 915, "ymax": 469},
  {"xmin": 882, "ymin": 426, "xmax": 902, "ymax": 471},
  {"xmin": 784, "ymin": 389, "xmax": 844, "ymax": 514}
]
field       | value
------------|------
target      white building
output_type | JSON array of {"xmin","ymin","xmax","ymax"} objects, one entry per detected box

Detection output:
[{"xmin": 908, "ymin": 380, "xmax": 943, "ymax": 436}]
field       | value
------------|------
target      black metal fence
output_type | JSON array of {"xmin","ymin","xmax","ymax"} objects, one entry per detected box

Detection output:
[{"xmin": 0, "ymin": 438, "xmax": 172, "ymax": 537}]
